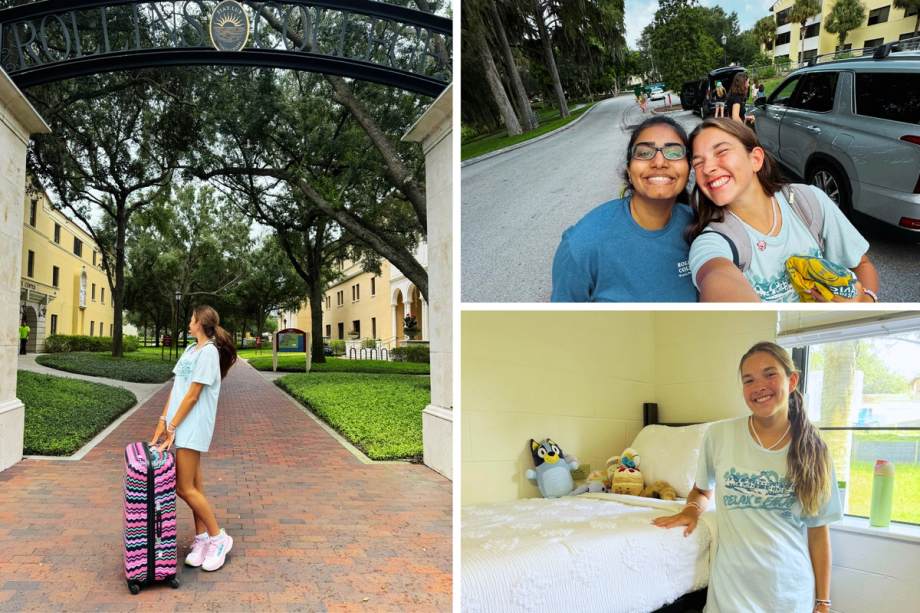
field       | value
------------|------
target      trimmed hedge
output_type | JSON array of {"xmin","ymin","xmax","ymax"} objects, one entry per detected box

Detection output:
[
  {"xmin": 45, "ymin": 334, "xmax": 139, "ymax": 353},
  {"xmin": 276, "ymin": 372, "xmax": 430, "ymax": 460},
  {"xmin": 390, "ymin": 346, "xmax": 430, "ymax": 363},
  {"xmin": 17, "ymin": 371, "xmax": 137, "ymax": 455},
  {"xmin": 330, "ymin": 340, "xmax": 346, "ymax": 356},
  {"xmin": 248, "ymin": 355, "xmax": 430, "ymax": 375},
  {"xmin": 36, "ymin": 352, "xmax": 176, "ymax": 383}
]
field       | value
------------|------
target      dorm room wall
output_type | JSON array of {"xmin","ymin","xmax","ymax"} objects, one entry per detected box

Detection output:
[{"xmin": 461, "ymin": 310, "xmax": 777, "ymax": 505}]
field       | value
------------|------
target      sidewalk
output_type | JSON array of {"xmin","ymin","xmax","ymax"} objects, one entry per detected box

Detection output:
[
  {"xmin": 17, "ymin": 354, "xmax": 164, "ymax": 401},
  {"xmin": 0, "ymin": 360, "xmax": 452, "ymax": 612}
]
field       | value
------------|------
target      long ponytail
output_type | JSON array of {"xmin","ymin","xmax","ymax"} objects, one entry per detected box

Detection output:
[
  {"xmin": 740, "ymin": 342, "xmax": 832, "ymax": 517},
  {"xmin": 193, "ymin": 305, "xmax": 237, "ymax": 380}
]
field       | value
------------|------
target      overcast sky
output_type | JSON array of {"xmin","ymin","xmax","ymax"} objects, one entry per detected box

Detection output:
[{"xmin": 624, "ymin": 0, "xmax": 778, "ymax": 48}]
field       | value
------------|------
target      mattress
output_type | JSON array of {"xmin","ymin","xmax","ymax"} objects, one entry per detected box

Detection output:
[{"xmin": 461, "ymin": 493, "xmax": 717, "ymax": 613}]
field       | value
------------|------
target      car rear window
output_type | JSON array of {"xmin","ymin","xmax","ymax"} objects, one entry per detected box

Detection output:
[{"xmin": 855, "ymin": 72, "xmax": 920, "ymax": 124}]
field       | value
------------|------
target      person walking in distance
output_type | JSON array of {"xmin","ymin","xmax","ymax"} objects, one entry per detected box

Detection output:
[
  {"xmin": 151, "ymin": 305, "xmax": 238, "ymax": 572},
  {"xmin": 19, "ymin": 319, "xmax": 29, "ymax": 355}
]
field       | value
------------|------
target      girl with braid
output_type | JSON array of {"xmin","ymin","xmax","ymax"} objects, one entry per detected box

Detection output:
[
  {"xmin": 653, "ymin": 342, "xmax": 841, "ymax": 613},
  {"xmin": 152, "ymin": 305, "xmax": 238, "ymax": 572}
]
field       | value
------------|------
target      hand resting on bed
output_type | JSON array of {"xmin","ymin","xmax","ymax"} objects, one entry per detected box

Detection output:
[{"xmin": 652, "ymin": 484, "xmax": 714, "ymax": 537}]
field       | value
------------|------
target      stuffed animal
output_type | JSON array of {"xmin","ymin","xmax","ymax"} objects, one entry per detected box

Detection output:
[
  {"xmin": 640, "ymin": 480, "xmax": 677, "ymax": 501},
  {"xmin": 609, "ymin": 447, "xmax": 644, "ymax": 496},
  {"xmin": 586, "ymin": 469, "xmax": 612, "ymax": 489},
  {"xmin": 525, "ymin": 439, "xmax": 579, "ymax": 498},
  {"xmin": 573, "ymin": 470, "xmax": 611, "ymax": 496}
]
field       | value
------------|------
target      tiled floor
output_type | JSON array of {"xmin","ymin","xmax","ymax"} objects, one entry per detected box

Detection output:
[{"xmin": 0, "ymin": 361, "xmax": 452, "ymax": 612}]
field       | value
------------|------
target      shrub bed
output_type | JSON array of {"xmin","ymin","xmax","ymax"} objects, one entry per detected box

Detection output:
[
  {"xmin": 390, "ymin": 346, "xmax": 430, "ymax": 363},
  {"xmin": 36, "ymin": 352, "xmax": 176, "ymax": 383},
  {"xmin": 248, "ymin": 355, "xmax": 430, "ymax": 375},
  {"xmin": 45, "ymin": 334, "xmax": 139, "ymax": 353},
  {"xmin": 17, "ymin": 371, "xmax": 137, "ymax": 455},
  {"xmin": 276, "ymin": 372, "xmax": 430, "ymax": 460}
]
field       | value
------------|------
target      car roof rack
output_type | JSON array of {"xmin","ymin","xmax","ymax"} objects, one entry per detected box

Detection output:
[
  {"xmin": 874, "ymin": 41, "xmax": 898, "ymax": 59},
  {"xmin": 806, "ymin": 55, "xmax": 818, "ymax": 67}
]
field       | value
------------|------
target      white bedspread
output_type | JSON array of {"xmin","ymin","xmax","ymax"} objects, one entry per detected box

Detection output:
[{"xmin": 461, "ymin": 494, "xmax": 716, "ymax": 613}]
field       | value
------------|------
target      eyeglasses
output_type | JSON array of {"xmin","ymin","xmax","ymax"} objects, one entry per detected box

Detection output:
[{"xmin": 630, "ymin": 143, "xmax": 687, "ymax": 161}]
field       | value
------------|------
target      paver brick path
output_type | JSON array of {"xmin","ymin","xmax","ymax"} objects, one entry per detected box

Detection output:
[{"xmin": 0, "ymin": 361, "xmax": 452, "ymax": 612}]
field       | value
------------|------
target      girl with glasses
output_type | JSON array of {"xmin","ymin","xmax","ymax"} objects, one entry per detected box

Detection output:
[
  {"xmin": 551, "ymin": 116, "xmax": 696, "ymax": 302},
  {"xmin": 686, "ymin": 118, "xmax": 878, "ymax": 302}
]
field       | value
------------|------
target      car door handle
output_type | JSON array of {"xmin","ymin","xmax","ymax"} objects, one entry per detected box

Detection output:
[
  {"xmin": 772, "ymin": 114, "xmax": 782, "ymax": 121},
  {"xmin": 807, "ymin": 125, "xmax": 821, "ymax": 134}
]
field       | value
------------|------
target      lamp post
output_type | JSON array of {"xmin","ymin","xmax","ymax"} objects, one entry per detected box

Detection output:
[
  {"xmin": 174, "ymin": 289, "xmax": 182, "ymax": 358},
  {"xmin": 722, "ymin": 34, "xmax": 727, "ymax": 67}
]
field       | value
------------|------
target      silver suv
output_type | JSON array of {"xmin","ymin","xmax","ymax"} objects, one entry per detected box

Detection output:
[{"xmin": 751, "ymin": 44, "xmax": 920, "ymax": 236}]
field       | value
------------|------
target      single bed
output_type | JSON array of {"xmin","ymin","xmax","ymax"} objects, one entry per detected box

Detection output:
[{"xmin": 461, "ymin": 404, "xmax": 716, "ymax": 613}]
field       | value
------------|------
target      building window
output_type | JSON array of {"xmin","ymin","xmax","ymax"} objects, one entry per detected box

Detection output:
[
  {"xmin": 864, "ymin": 37, "xmax": 885, "ymax": 48},
  {"xmin": 907, "ymin": 6, "xmax": 918, "ymax": 17},
  {"xmin": 352, "ymin": 320, "xmax": 360, "ymax": 336},
  {"xmin": 899, "ymin": 32, "xmax": 916, "ymax": 41},
  {"xmin": 101, "ymin": 287, "xmax": 105, "ymax": 304},
  {"xmin": 776, "ymin": 7, "xmax": 790, "ymax": 26},
  {"xmin": 52, "ymin": 266, "xmax": 59, "ymax": 287},
  {"xmin": 371, "ymin": 277, "xmax": 376, "ymax": 296},
  {"xmin": 326, "ymin": 296, "xmax": 331, "ymax": 310},
  {"xmin": 73, "ymin": 238, "xmax": 82, "ymax": 257},
  {"xmin": 337, "ymin": 290, "xmax": 344, "ymax": 306},
  {"xmin": 837, "ymin": 43, "xmax": 853, "ymax": 51},
  {"xmin": 804, "ymin": 23, "xmax": 820, "ymax": 39},
  {"xmin": 868, "ymin": 6, "xmax": 890, "ymax": 26},
  {"xmin": 765, "ymin": 40, "xmax": 774, "ymax": 51},
  {"xmin": 27, "ymin": 250, "xmax": 34, "ymax": 277},
  {"xmin": 776, "ymin": 32, "xmax": 791, "ymax": 46},
  {"xmin": 792, "ymin": 328, "xmax": 920, "ymax": 526},
  {"xmin": 90, "ymin": 321, "xmax": 94, "ymax": 336},
  {"xmin": 326, "ymin": 324, "xmax": 331, "ymax": 338},
  {"xmin": 803, "ymin": 49, "xmax": 818, "ymax": 60},
  {"xmin": 337, "ymin": 322, "xmax": 344, "ymax": 339},
  {"xmin": 50, "ymin": 314, "xmax": 57, "ymax": 335},
  {"xmin": 371, "ymin": 317, "xmax": 376, "ymax": 339},
  {"xmin": 54, "ymin": 223, "xmax": 60, "ymax": 243},
  {"xmin": 29, "ymin": 199, "xmax": 37, "ymax": 226},
  {"xmin": 352, "ymin": 284, "xmax": 360, "ymax": 302},
  {"xmin": 92, "ymin": 251, "xmax": 96, "ymax": 265},
  {"xmin": 92, "ymin": 283, "xmax": 96, "ymax": 300}
]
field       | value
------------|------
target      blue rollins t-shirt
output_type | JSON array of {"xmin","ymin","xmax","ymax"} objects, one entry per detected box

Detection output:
[
  {"xmin": 696, "ymin": 417, "xmax": 842, "ymax": 613},
  {"xmin": 550, "ymin": 198, "xmax": 697, "ymax": 302}
]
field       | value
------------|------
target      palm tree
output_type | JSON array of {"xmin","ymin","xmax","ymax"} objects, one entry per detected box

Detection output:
[
  {"xmin": 487, "ymin": 0, "xmax": 539, "ymax": 132},
  {"xmin": 894, "ymin": 0, "xmax": 920, "ymax": 38},
  {"xmin": 825, "ymin": 0, "xmax": 867, "ymax": 52},
  {"xmin": 790, "ymin": 0, "xmax": 822, "ymax": 63},
  {"xmin": 752, "ymin": 16, "xmax": 777, "ymax": 53},
  {"xmin": 533, "ymin": 0, "xmax": 570, "ymax": 118}
]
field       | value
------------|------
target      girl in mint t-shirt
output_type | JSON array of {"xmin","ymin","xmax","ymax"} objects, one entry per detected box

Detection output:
[
  {"xmin": 151, "ymin": 305, "xmax": 237, "ymax": 572},
  {"xmin": 685, "ymin": 118, "xmax": 879, "ymax": 303},
  {"xmin": 653, "ymin": 342, "xmax": 841, "ymax": 613}
]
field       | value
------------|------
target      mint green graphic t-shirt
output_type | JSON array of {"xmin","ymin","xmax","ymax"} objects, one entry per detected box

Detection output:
[
  {"xmin": 696, "ymin": 417, "xmax": 842, "ymax": 613},
  {"xmin": 166, "ymin": 341, "xmax": 221, "ymax": 452},
  {"xmin": 689, "ymin": 187, "xmax": 869, "ymax": 302}
]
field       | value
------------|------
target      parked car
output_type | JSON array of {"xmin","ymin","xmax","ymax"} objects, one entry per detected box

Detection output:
[
  {"xmin": 680, "ymin": 78, "xmax": 706, "ymax": 111},
  {"xmin": 750, "ymin": 43, "xmax": 920, "ymax": 236},
  {"xmin": 649, "ymin": 87, "xmax": 665, "ymax": 101},
  {"xmin": 681, "ymin": 66, "xmax": 747, "ymax": 118}
]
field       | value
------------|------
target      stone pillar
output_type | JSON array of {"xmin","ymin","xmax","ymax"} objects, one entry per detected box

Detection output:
[
  {"xmin": 403, "ymin": 84, "xmax": 452, "ymax": 480},
  {"xmin": 0, "ymin": 69, "xmax": 51, "ymax": 472}
]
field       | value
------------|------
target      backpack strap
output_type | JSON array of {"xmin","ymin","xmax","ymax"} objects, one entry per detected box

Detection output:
[
  {"xmin": 782, "ymin": 184, "xmax": 826, "ymax": 253},
  {"xmin": 703, "ymin": 213, "xmax": 752, "ymax": 273}
]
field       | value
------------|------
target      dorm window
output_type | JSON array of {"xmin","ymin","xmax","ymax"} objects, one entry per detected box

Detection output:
[{"xmin": 787, "ymin": 316, "xmax": 920, "ymax": 526}]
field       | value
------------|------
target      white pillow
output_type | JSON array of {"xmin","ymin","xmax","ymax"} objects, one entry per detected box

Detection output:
[{"xmin": 631, "ymin": 423, "xmax": 712, "ymax": 498}]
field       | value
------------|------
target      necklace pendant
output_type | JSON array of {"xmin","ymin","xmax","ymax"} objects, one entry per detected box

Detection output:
[{"xmin": 756, "ymin": 239, "xmax": 767, "ymax": 251}]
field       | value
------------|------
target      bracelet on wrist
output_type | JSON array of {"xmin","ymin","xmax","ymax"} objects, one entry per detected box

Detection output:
[
  {"xmin": 814, "ymin": 598, "xmax": 831, "ymax": 608},
  {"xmin": 167, "ymin": 421, "xmax": 177, "ymax": 433},
  {"xmin": 683, "ymin": 501, "xmax": 701, "ymax": 515},
  {"xmin": 863, "ymin": 288, "xmax": 878, "ymax": 302},
  {"xmin": 159, "ymin": 416, "xmax": 166, "ymax": 422}
]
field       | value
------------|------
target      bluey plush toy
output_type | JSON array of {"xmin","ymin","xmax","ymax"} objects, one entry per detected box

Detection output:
[
  {"xmin": 525, "ymin": 439, "xmax": 579, "ymax": 498},
  {"xmin": 609, "ymin": 447, "xmax": 644, "ymax": 496}
]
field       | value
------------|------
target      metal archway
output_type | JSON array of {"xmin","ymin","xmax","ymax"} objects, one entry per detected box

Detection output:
[{"xmin": 0, "ymin": 0, "xmax": 451, "ymax": 97}]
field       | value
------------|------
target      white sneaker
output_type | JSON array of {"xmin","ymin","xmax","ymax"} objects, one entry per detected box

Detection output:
[
  {"xmin": 201, "ymin": 530, "xmax": 232, "ymax": 572},
  {"xmin": 185, "ymin": 536, "xmax": 208, "ymax": 567}
]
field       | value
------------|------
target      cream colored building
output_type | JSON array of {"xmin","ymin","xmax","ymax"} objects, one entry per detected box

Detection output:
[
  {"xmin": 280, "ymin": 244, "xmax": 428, "ymax": 348},
  {"xmin": 19, "ymin": 180, "xmax": 115, "ymax": 352},
  {"xmin": 768, "ymin": 0, "xmax": 920, "ymax": 61}
]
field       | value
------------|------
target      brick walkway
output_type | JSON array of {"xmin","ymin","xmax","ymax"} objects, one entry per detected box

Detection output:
[{"xmin": 0, "ymin": 361, "xmax": 452, "ymax": 612}]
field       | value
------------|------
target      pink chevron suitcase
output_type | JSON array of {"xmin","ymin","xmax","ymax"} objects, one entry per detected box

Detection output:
[{"xmin": 123, "ymin": 442, "xmax": 180, "ymax": 594}]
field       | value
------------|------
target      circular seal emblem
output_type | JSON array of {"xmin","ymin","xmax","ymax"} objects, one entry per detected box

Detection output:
[{"xmin": 210, "ymin": 1, "xmax": 250, "ymax": 52}]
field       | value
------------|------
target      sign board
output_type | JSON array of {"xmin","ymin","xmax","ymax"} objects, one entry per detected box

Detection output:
[
  {"xmin": 273, "ymin": 328, "xmax": 310, "ymax": 373},
  {"xmin": 163, "ymin": 334, "xmax": 172, "ymax": 348}
]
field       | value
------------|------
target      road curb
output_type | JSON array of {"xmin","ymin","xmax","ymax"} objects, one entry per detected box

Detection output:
[{"xmin": 461, "ymin": 100, "xmax": 606, "ymax": 168}]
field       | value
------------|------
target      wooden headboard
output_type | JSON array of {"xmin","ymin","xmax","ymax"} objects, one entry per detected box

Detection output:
[{"xmin": 643, "ymin": 403, "xmax": 701, "ymax": 427}]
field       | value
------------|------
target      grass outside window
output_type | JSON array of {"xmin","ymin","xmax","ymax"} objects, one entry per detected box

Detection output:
[
  {"xmin": 36, "ymin": 352, "xmax": 176, "ymax": 383},
  {"xmin": 276, "ymin": 372, "xmax": 430, "ymax": 461},
  {"xmin": 17, "ymin": 371, "xmax": 137, "ymax": 456}
]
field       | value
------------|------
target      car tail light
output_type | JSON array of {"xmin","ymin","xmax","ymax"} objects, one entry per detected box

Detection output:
[
  {"xmin": 899, "ymin": 217, "xmax": 920, "ymax": 229},
  {"xmin": 900, "ymin": 136, "xmax": 920, "ymax": 193}
]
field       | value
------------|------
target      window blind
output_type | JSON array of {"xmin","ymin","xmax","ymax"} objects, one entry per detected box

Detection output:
[{"xmin": 776, "ymin": 311, "xmax": 920, "ymax": 347}]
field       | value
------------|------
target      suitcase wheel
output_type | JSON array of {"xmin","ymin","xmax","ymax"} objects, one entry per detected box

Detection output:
[
  {"xmin": 170, "ymin": 579, "xmax": 180, "ymax": 589},
  {"xmin": 128, "ymin": 582, "xmax": 140, "ymax": 595}
]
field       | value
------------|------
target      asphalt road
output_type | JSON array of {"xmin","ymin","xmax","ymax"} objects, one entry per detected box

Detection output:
[{"xmin": 460, "ymin": 94, "xmax": 920, "ymax": 303}]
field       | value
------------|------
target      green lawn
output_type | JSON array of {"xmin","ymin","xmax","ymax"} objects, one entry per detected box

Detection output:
[
  {"xmin": 847, "ymin": 460, "xmax": 920, "ymax": 525},
  {"xmin": 248, "ymin": 355, "xmax": 430, "ymax": 375},
  {"xmin": 276, "ymin": 372, "xmax": 431, "ymax": 461},
  {"xmin": 36, "ymin": 352, "xmax": 176, "ymax": 383},
  {"xmin": 136, "ymin": 345, "xmax": 269, "ymax": 360},
  {"xmin": 461, "ymin": 102, "xmax": 599, "ymax": 162},
  {"xmin": 17, "ymin": 371, "xmax": 137, "ymax": 456}
]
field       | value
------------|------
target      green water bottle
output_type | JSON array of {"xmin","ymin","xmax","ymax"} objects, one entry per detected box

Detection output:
[{"xmin": 869, "ymin": 460, "xmax": 895, "ymax": 528}]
